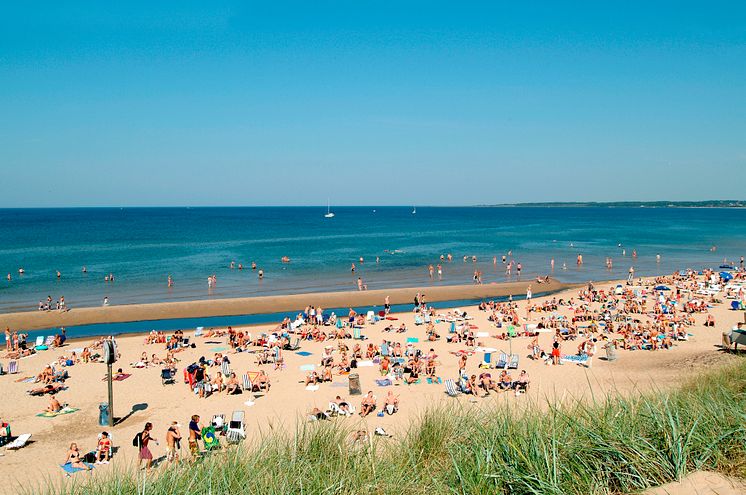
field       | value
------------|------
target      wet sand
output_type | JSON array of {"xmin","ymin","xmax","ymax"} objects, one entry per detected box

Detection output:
[{"xmin": 0, "ymin": 279, "xmax": 569, "ymax": 331}]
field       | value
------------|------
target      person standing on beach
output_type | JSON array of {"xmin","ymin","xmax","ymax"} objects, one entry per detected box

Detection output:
[
  {"xmin": 351, "ymin": 263, "xmax": 356, "ymax": 273},
  {"xmin": 5, "ymin": 328, "xmax": 11, "ymax": 352},
  {"xmin": 384, "ymin": 296, "xmax": 390, "ymax": 315},
  {"xmin": 526, "ymin": 285, "xmax": 532, "ymax": 301},
  {"xmin": 188, "ymin": 415, "xmax": 202, "ymax": 459},
  {"xmin": 166, "ymin": 421, "xmax": 182, "ymax": 463},
  {"xmin": 428, "ymin": 264, "xmax": 434, "ymax": 279},
  {"xmin": 137, "ymin": 422, "xmax": 157, "ymax": 472}
]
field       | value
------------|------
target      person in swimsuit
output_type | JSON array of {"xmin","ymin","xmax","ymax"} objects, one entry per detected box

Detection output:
[
  {"xmin": 96, "ymin": 432, "xmax": 111, "ymax": 464},
  {"xmin": 166, "ymin": 422, "xmax": 182, "ymax": 463},
  {"xmin": 65, "ymin": 442, "xmax": 91, "ymax": 471}
]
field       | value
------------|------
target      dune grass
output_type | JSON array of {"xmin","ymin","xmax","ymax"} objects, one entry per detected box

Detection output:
[{"xmin": 39, "ymin": 358, "xmax": 746, "ymax": 495}]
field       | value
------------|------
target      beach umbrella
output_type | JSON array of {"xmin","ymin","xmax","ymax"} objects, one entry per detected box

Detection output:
[{"xmin": 720, "ymin": 272, "xmax": 734, "ymax": 281}]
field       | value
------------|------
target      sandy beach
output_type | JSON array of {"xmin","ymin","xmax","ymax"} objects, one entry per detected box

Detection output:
[
  {"xmin": 0, "ymin": 274, "xmax": 743, "ymax": 494},
  {"xmin": 0, "ymin": 279, "xmax": 568, "ymax": 332}
]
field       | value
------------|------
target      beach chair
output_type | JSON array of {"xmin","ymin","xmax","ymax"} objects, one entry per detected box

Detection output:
[
  {"xmin": 5, "ymin": 433, "xmax": 31, "ymax": 450},
  {"xmin": 288, "ymin": 337, "xmax": 301, "ymax": 351},
  {"xmin": 366, "ymin": 310, "xmax": 375, "ymax": 323},
  {"xmin": 34, "ymin": 336, "xmax": 44, "ymax": 348},
  {"xmin": 7, "ymin": 360, "xmax": 18, "ymax": 374},
  {"xmin": 194, "ymin": 327, "xmax": 203, "ymax": 337},
  {"xmin": 221, "ymin": 361, "xmax": 231, "ymax": 378},
  {"xmin": 508, "ymin": 354, "xmax": 519, "ymax": 369},
  {"xmin": 161, "ymin": 368, "xmax": 175, "ymax": 386},
  {"xmin": 444, "ymin": 379, "xmax": 460, "ymax": 397},
  {"xmin": 353, "ymin": 328, "xmax": 364, "ymax": 340},
  {"xmin": 181, "ymin": 338, "xmax": 190, "ymax": 348},
  {"xmin": 242, "ymin": 374, "xmax": 252, "ymax": 392},
  {"xmin": 226, "ymin": 410, "xmax": 246, "ymax": 444},
  {"xmin": 495, "ymin": 353, "xmax": 508, "ymax": 369},
  {"xmin": 44, "ymin": 336, "xmax": 55, "ymax": 346},
  {"xmin": 414, "ymin": 315, "xmax": 424, "ymax": 325}
]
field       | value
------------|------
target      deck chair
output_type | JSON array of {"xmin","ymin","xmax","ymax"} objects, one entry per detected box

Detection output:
[
  {"xmin": 44, "ymin": 336, "xmax": 55, "ymax": 346},
  {"xmin": 366, "ymin": 310, "xmax": 375, "ymax": 323},
  {"xmin": 226, "ymin": 410, "xmax": 245, "ymax": 444},
  {"xmin": 221, "ymin": 361, "xmax": 231, "ymax": 378},
  {"xmin": 353, "ymin": 327, "xmax": 364, "ymax": 340},
  {"xmin": 7, "ymin": 360, "xmax": 18, "ymax": 374},
  {"xmin": 242, "ymin": 374, "xmax": 252, "ymax": 391},
  {"xmin": 288, "ymin": 337, "xmax": 301, "ymax": 351},
  {"xmin": 181, "ymin": 338, "xmax": 190, "ymax": 347},
  {"xmin": 5, "ymin": 433, "xmax": 31, "ymax": 450},
  {"xmin": 508, "ymin": 354, "xmax": 519, "ymax": 369},
  {"xmin": 194, "ymin": 327, "xmax": 203, "ymax": 337},
  {"xmin": 444, "ymin": 379, "xmax": 460, "ymax": 397},
  {"xmin": 414, "ymin": 315, "xmax": 424, "ymax": 325},
  {"xmin": 161, "ymin": 368, "xmax": 175, "ymax": 385},
  {"xmin": 495, "ymin": 353, "xmax": 508, "ymax": 369},
  {"xmin": 35, "ymin": 336, "xmax": 44, "ymax": 347}
]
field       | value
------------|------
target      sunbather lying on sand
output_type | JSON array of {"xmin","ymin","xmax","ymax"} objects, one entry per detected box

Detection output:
[{"xmin": 28, "ymin": 383, "xmax": 65, "ymax": 396}]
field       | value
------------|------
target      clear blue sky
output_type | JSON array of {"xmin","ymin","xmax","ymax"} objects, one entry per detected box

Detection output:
[{"xmin": 1, "ymin": 2, "xmax": 744, "ymax": 207}]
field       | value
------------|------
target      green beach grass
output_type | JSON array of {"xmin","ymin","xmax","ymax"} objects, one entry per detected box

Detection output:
[{"xmin": 39, "ymin": 358, "xmax": 746, "ymax": 495}]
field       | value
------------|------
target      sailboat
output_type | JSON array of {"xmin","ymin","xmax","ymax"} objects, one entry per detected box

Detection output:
[
  {"xmin": 324, "ymin": 199, "xmax": 335, "ymax": 218},
  {"xmin": 412, "ymin": 206, "xmax": 416, "ymax": 214}
]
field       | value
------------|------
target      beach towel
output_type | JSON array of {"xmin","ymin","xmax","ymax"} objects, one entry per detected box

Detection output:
[
  {"xmin": 299, "ymin": 364, "xmax": 316, "ymax": 372},
  {"xmin": 305, "ymin": 384, "xmax": 320, "ymax": 391},
  {"xmin": 210, "ymin": 347, "xmax": 228, "ymax": 353},
  {"xmin": 385, "ymin": 316, "xmax": 398, "ymax": 320},
  {"xmin": 37, "ymin": 407, "xmax": 79, "ymax": 418},
  {"xmin": 560, "ymin": 354, "xmax": 588, "ymax": 364},
  {"xmin": 475, "ymin": 332, "xmax": 489, "ymax": 338},
  {"xmin": 406, "ymin": 337, "xmax": 419, "ymax": 343},
  {"xmin": 102, "ymin": 373, "xmax": 131, "ymax": 382},
  {"xmin": 357, "ymin": 360, "xmax": 374, "ymax": 367},
  {"xmin": 295, "ymin": 351, "xmax": 312, "ymax": 357},
  {"xmin": 375, "ymin": 379, "xmax": 392, "ymax": 387},
  {"xmin": 15, "ymin": 376, "xmax": 35, "ymax": 383},
  {"xmin": 60, "ymin": 462, "xmax": 93, "ymax": 474},
  {"xmin": 426, "ymin": 377, "xmax": 443, "ymax": 384},
  {"xmin": 330, "ymin": 382, "xmax": 347, "ymax": 388},
  {"xmin": 201, "ymin": 426, "xmax": 220, "ymax": 450}
]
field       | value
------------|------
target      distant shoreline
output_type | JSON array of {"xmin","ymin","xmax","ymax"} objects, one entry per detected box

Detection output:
[
  {"xmin": 478, "ymin": 200, "xmax": 746, "ymax": 208},
  {"xmin": 0, "ymin": 279, "xmax": 569, "ymax": 332}
]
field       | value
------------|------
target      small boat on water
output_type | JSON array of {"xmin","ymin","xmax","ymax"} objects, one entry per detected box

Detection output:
[{"xmin": 324, "ymin": 199, "xmax": 335, "ymax": 218}]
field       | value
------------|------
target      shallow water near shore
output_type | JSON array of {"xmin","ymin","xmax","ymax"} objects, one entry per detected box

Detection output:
[{"xmin": 1, "ymin": 206, "xmax": 744, "ymax": 313}]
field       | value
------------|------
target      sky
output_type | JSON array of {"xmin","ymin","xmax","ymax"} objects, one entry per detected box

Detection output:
[{"xmin": 1, "ymin": 1, "xmax": 745, "ymax": 207}]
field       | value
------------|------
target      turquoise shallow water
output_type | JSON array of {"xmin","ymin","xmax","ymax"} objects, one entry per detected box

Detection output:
[{"xmin": 0, "ymin": 206, "xmax": 744, "ymax": 313}]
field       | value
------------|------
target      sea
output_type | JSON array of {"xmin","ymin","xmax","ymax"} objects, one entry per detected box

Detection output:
[{"xmin": 1, "ymin": 206, "xmax": 745, "ymax": 317}]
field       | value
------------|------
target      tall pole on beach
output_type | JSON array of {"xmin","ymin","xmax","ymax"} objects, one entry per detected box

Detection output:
[{"xmin": 107, "ymin": 363, "xmax": 114, "ymax": 427}]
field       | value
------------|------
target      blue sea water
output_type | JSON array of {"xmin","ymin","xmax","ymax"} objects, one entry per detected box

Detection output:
[{"xmin": 1, "ymin": 206, "xmax": 745, "ymax": 315}]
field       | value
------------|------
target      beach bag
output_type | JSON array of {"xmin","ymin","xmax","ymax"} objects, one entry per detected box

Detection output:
[{"xmin": 132, "ymin": 432, "xmax": 141, "ymax": 447}]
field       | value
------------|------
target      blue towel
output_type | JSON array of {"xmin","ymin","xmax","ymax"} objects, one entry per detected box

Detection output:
[
  {"xmin": 375, "ymin": 379, "xmax": 392, "ymax": 387},
  {"xmin": 295, "ymin": 351, "xmax": 312, "ymax": 356},
  {"xmin": 61, "ymin": 463, "xmax": 93, "ymax": 473}
]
